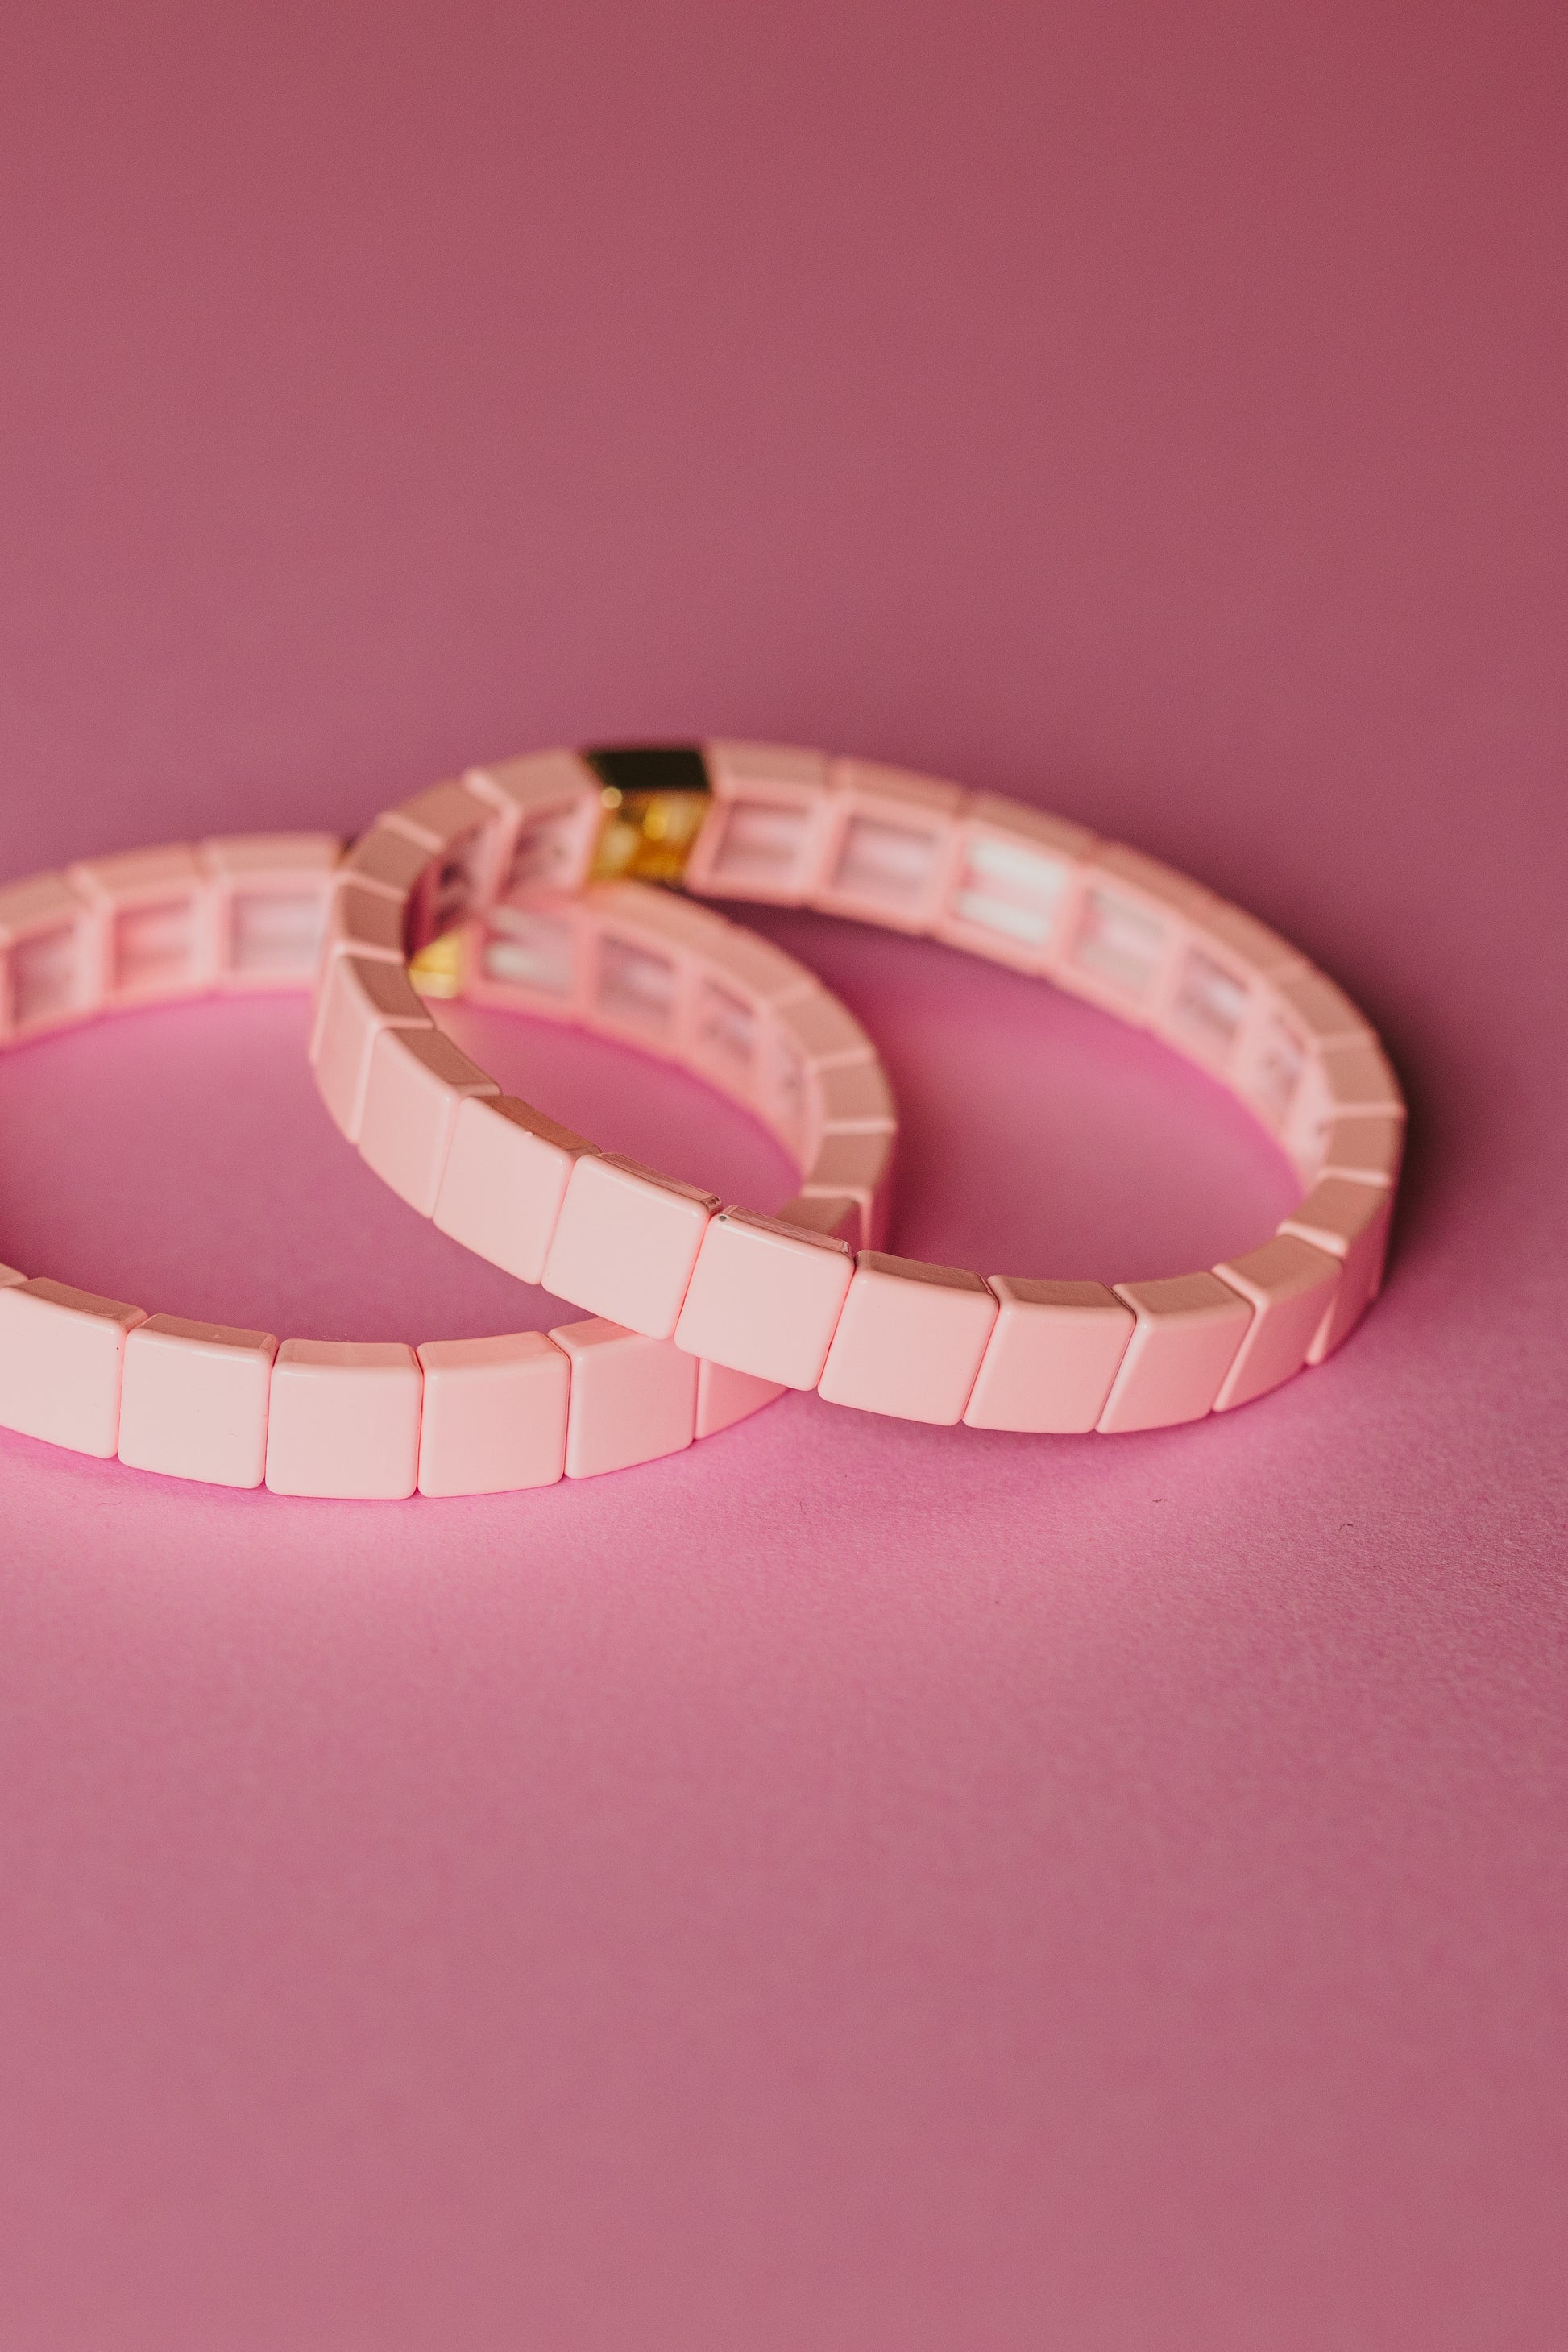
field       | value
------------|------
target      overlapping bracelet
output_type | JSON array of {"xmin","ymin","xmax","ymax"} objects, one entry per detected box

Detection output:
[
  {"xmin": 0, "ymin": 833, "xmax": 893, "ymax": 1495},
  {"xmin": 317, "ymin": 741, "xmax": 1403, "ymax": 1437},
  {"xmin": 0, "ymin": 738, "xmax": 1402, "ymax": 1498}
]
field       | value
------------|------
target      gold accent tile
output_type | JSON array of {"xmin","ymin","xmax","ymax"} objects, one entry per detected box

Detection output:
[{"xmin": 408, "ymin": 929, "xmax": 463, "ymax": 998}]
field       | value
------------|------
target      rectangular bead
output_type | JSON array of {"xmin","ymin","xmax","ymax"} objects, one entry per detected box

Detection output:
[
  {"xmin": 0, "ymin": 1277, "xmax": 147, "ymax": 1458},
  {"xmin": 964, "ymin": 1276, "xmax": 1135, "ymax": 1433},
  {"xmin": 1097, "ymin": 1271, "xmax": 1252, "ymax": 1433}
]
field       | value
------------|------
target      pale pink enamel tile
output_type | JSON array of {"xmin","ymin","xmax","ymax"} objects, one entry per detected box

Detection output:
[
  {"xmin": 0, "ymin": 873, "xmax": 99, "ymax": 1042},
  {"xmin": 338, "ymin": 825, "xmax": 433, "ymax": 902},
  {"xmin": 689, "ymin": 914, "xmax": 818, "ymax": 1010},
  {"xmin": 1156, "ymin": 936, "xmax": 1259, "ymax": 1075},
  {"xmin": 1097, "ymin": 1272, "xmax": 1253, "ymax": 1433},
  {"xmin": 1155, "ymin": 890, "xmax": 1303, "ymax": 1078},
  {"xmin": 542, "ymin": 1155, "xmax": 720, "ymax": 1339},
  {"xmin": 466, "ymin": 896, "xmax": 589, "ymax": 1021},
  {"xmin": 818, "ymin": 1252, "xmax": 998, "ymax": 1425},
  {"xmin": 1234, "ymin": 1002, "xmax": 1313, "ymax": 1136},
  {"xmin": 310, "ymin": 955, "xmax": 433, "ymax": 1140},
  {"xmin": 932, "ymin": 797, "xmax": 1094, "ymax": 973},
  {"xmin": 674, "ymin": 1209, "xmax": 855, "ymax": 1390},
  {"xmin": 810, "ymin": 1059, "xmax": 898, "ymax": 1132},
  {"xmin": 771, "ymin": 985, "xmax": 877, "ymax": 1070},
  {"xmin": 550, "ymin": 1318, "xmax": 699, "ymax": 1479},
  {"xmin": 264, "ymin": 1340, "xmax": 422, "ymax": 1500},
  {"xmin": 379, "ymin": 780, "xmax": 505, "ymax": 935},
  {"xmin": 1055, "ymin": 844, "xmax": 1206, "ymax": 1027},
  {"xmin": 67, "ymin": 844, "xmax": 214, "ymax": 1006},
  {"xmin": 1270, "ymin": 964, "xmax": 1375, "ymax": 1051},
  {"xmin": 1280, "ymin": 1178, "xmax": 1395, "ymax": 1363},
  {"xmin": 199, "ymin": 834, "xmax": 341, "ymax": 992},
  {"xmin": 585, "ymin": 923, "xmax": 691, "ymax": 1058},
  {"xmin": 583, "ymin": 876, "xmax": 715, "ymax": 945},
  {"xmin": 1284, "ymin": 1035, "xmax": 1405, "ymax": 1172},
  {"xmin": 1318, "ymin": 1037, "xmax": 1404, "ymax": 1118},
  {"xmin": 1190, "ymin": 898, "xmax": 1305, "ymax": 985},
  {"xmin": 199, "ymin": 833, "xmax": 342, "ymax": 879},
  {"xmin": 118, "ymin": 1315, "xmax": 279, "ymax": 1487},
  {"xmin": 1321, "ymin": 1112, "xmax": 1405, "ymax": 1188},
  {"xmin": 358, "ymin": 1029, "xmax": 500, "ymax": 1216},
  {"xmin": 758, "ymin": 993, "xmax": 877, "ymax": 1162},
  {"xmin": 963, "ymin": 1277, "xmax": 1135, "ymax": 1433},
  {"xmin": 687, "ymin": 970, "xmax": 764, "ymax": 1106},
  {"xmin": 694, "ymin": 1357, "xmax": 788, "ymax": 1439},
  {"xmin": 415, "ymin": 1332, "xmax": 570, "ymax": 1496},
  {"xmin": 379, "ymin": 779, "xmax": 496, "ymax": 853},
  {"xmin": 432, "ymin": 1096, "xmax": 599, "ymax": 1285},
  {"xmin": 674, "ymin": 910, "xmax": 817, "ymax": 1114},
  {"xmin": 685, "ymin": 741, "xmax": 834, "ymax": 904},
  {"xmin": 321, "ymin": 880, "xmax": 407, "ymax": 966},
  {"xmin": 813, "ymin": 759, "xmax": 965, "ymax": 934},
  {"xmin": 1171, "ymin": 902, "xmax": 1302, "ymax": 1094},
  {"xmin": 0, "ymin": 1277, "xmax": 147, "ymax": 1458},
  {"xmin": 799, "ymin": 1128, "xmax": 895, "ymax": 1251},
  {"xmin": 1211, "ymin": 1235, "xmax": 1343, "ymax": 1412},
  {"xmin": 464, "ymin": 749, "xmax": 604, "ymax": 894}
]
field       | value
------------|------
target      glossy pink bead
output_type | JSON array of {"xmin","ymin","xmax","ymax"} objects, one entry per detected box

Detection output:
[
  {"xmin": 549, "ymin": 1320, "xmax": 699, "ymax": 1479},
  {"xmin": 674, "ymin": 1209, "xmax": 855, "ymax": 1391},
  {"xmin": 118, "ymin": 1315, "xmax": 279, "ymax": 1487},
  {"xmin": 265, "ymin": 1339, "xmax": 423, "ymax": 1500},
  {"xmin": 415, "ymin": 1332, "xmax": 570, "ymax": 1497},
  {"xmin": 1097, "ymin": 1273, "xmax": 1253, "ymax": 1433},
  {"xmin": 0, "ymin": 1276, "xmax": 147, "ymax": 1458},
  {"xmin": 818, "ymin": 1253, "xmax": 998, "ymax": 1425},
  {"xmin": 542, "ymin": 1155, "xmax": 719, "ymax": 1342},
  {"xmin": 964, "ymin": 1278, "xmax": 1135, "ymax": 1433}
]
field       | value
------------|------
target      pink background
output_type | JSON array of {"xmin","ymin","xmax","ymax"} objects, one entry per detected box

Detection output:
[{"xmin": 2, "ymin": 4, "xmax": 1565, "ymax": 2343}]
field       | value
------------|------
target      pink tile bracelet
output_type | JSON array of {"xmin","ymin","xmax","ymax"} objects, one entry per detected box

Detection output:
[
  {"xmin": 317, "ymin": 744, "xmax": 1404, "ymax": 1435},
  {"xmin": 0, "ymin": 834, "xmax": 894, "ymax": 1495}
]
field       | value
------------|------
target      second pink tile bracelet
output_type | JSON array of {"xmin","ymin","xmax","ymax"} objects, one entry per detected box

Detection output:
[
  {"xmin": 317, "ymin": 743, "xmax": 1404, "ymax": 1436},
  {"xmin": 0, "ymin": 835, "xmax": 895, "ymax": 1496}
]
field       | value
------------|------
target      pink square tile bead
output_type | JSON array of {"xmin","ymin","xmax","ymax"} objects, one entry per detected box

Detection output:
[
  {"xmin": 1097, "ymin": 1272, "xmax": 1253, "ymax": 1433},
  {"xmin": 818, "ymin": 1252, "xmax": 998, "ymax": 1425},
  {"xmin": 68, "ymin": 844, "xmax": 213, "ymax": 1006},
  {"xmin": 933, "ymin": 797, "xmax": 1093, "ymax": 973},
  {"xmin": 200, "ymin": 833, "xmax": 341, "ymax": 991},
  {"xmin": 415, "ymin": 1333, "xmax": 570, "ymax": 1497},
  {"xmin": 964, "ymin": 1278, "xmax": 1135, "ymax": 1433},
  {"xmin": 433, "ymin": 1096, "xmax": 599, "ymax": 1285},
  {"xmin": 310, "ymin": 954, "xmax": 433, "ymax": 1140},
  {"xmin": 542, "ymin": 1155, "xmax": 720, "ymax": 1341},
  {"xmin": 357, "ymin": 1028, "xmax": 499, "ymax": 1216},
  {"xmin": 265, "ymin": 1340, "xmax": 423, "ymax": 1500},
  {"xmin": 684, "ymin": 741, "xmax": 835, "ymax": 904},
  {"xmin": 1210, "ymin": 1235, "xmax": 1342, "ymax": 1412},
  {"xmin": 549, "ymin": 1320, "xmax": 699, "ymax": 1479},
  {"xmin": 1280, "ymin": 1177, "xmax": 1395, "ymax": 1363},
  {"xmin": 799, "ymin": 1127, "xmax": 895, "ymax": 1252},
  {"xmin": 0, "ymin": 1276, "xmax": 147, "ymax": 1458},
  {"xmin": 1321, "ymin": 1112, "xmax": 1405, "ymax": 1188},
  {"xmin": 674, "ymin": 1209, "xmax": 855, "ymax": 1391},
  {"xmin": 0, "ymin": 873, "xmax": 100, "ymax": 1041},
  {"xmin": 815, "ymin": 760, "xmax": 964, "ymax": 933},
  {"xmin": 118, "ymin": 1315, "xmax": 279, "ymax": 1487}
]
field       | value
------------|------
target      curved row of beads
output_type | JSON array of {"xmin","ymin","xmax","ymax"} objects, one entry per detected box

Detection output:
[
  {"xmin": 317, "ymin": 745, "xmax": 1404, "ymax": 1435},
  {"xmin": 0, "ymin": 839, "xmax": 803, "ymax": 1495}
]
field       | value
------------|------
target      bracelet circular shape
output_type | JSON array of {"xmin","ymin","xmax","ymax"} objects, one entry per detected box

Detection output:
[
  {"xmin": 0, "ymin": 836, "xmax": 898, "ymax": 1496},
  {"xmin": 317, "ymin": 742, "xmax": 1404, "ymax": 1435}
]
